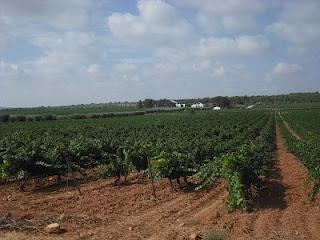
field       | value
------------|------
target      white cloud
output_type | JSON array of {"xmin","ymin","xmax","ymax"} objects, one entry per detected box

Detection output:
[
  {"xmin": 213, "ymin": 65, "xmax": 225, "ymax": 77},
  {"xmin": 177, "ymin": 0, "xmax": 268, "ymax": 33},
  {"xmin": 266, "ymin": 62, "xmax": 303, "ymax": 82},
  {"xmin": 264, "ymin": 62, "xmax": 318, "ymax": 93},
  {"xmin": 10, "ymin": 64, "xmax": 18, "ymax": 71},
  {"xmin": 0, "ymin": 16, "xmax": 13, "ymax": 50},
  {"xmin": 112, "ymin": 62, "xmax": 142, "ymax": 83},
  {"xmin": 87, "ymin": 64, "xmax": 100, "ymax": 74},
  {"xmin": 153, "ymin": 47, "xmax": 190, "ymax": 63},
  {"xmin": 0, "ymin": 60, "xmax": 26, "ymax": 87},
  {"xmin": 272, "ymin": 62, "xmax": 302, "ymax": 76},
  {"xmin": 151, "ymin": 35, "xmax": 272, "ymax": 67},
  {"xmin": 198, "ymin": 35, "xmax": 272, "ymax": 58},
  {"xmin": 0, "ymin": 0, "xmax": 93, "ymax": 29},
  {"xmin": 33, "ymin": 32, "xmax": 96, "ymax": 51},
  {"xmin": 0, "ymin": 61, "xmax": 19, "ymax": 73},
  {"xmin": 188, "ymin": 60, "xmax": 212, "ymax": 73},
  {"xmin": 153, "ymin": 63, "xmax": 177, "ymax": 73},
  {"xmin": 32, "ymin": 32, "xmax": 103, "ymax": 75},
  {"xmin": 107, "ymin": 0, "xmax": 196, "ymax": 48},
  {"xmin": 113, "ymin": 63, "xmax": 137, "ymax": 73},
  {"xmin": 0, "ymin": 0, "xmax": 97, "ymax": 52},
  {"xmin": 268, "ymin": 1, "xmax": 320, "ymax": 53},
  {"xmin": 1, "ymin": 0, "xmax": 320, "ymax": 107}
]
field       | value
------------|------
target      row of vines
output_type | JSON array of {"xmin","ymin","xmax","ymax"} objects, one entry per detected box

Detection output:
[
  {"xmin": 278, "ymin": 111, "xmax": 320, "ymax": 200},
  {"xmin": 0, "ymin": 110, "xmax": 275, "ymax": 210}
]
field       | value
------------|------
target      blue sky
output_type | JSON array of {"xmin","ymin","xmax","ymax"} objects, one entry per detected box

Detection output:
[{"xmin": 0, "ymin": 0, "xmax": 320, "ymax": 107}]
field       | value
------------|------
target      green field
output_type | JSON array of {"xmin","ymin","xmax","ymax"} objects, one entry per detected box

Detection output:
[
  {"xmin": 2, "ymin": 104, "xmax": 320, "ymax": 209},
  {"xmin": 281, "ymin": 109, "xmax": 320, "ymax": 137},
  {"xmin": 0, "ymin": 105, "xmax": 138, "ymax": 116},
  {"xmin": 254, "ymin": 102, "xmax": 320, "ymax": 109},
  {"xmin": 278, "ymin": 108, "xmax": 320, "ymax": 200},
  {"xmin": 0, "ymin": 109, "xmax": 275, "ymax": 210}
]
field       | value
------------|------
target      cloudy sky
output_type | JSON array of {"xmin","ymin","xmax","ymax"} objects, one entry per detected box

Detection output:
[{"xmin": 1, "ymin": 0, "xmax": 320, "ymax": 107}]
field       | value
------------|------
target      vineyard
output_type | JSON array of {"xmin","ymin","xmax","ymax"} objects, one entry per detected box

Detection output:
[
  {"xmin": 278, "ymin": 109, "xmax": 320, "ymax": 200},
  {"xmin": 1, "ymin": 108, "xmax": 320, "ymax": 239},
  {"xmin": 0, "ymin": 110, "xmax": 275, "ymax": 210},
  {"xmin": 0, "ymin": 105, "xmax": 138, "ymax": 116},
  {"xmin": 279, "ymin": 109, "xmax": 320, "ymax": 138}
]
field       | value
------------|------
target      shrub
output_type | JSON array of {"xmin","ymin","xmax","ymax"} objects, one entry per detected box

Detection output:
[
  {"xmin": 26, "ymin": 117, "xmax": 34, "ymax": 122},
  {"xmin": 71, "ymin": 114, "xmax": 87, "ymax": 120},
  {"xmin": 0, "ymin": 114, "xmax": 9, "ymax": 122},
  {"xmin": 34, "ymin": 115, "xmax": 42, "ymax": 121},
  {"xmin": 88, "ymin": 114, "xmax": 100, "ymax": 119},
  {"xmin": 44, "ymin": 115, "xmax": 57, "ymax": 121},
  {"xmin": 9, "ymin": 115, "xmax": 26, "ymax": 122}
]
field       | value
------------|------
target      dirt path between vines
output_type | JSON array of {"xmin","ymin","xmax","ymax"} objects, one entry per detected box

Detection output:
[
  {"xmin": 1, "ymin": 124, "xmax": 320, "ymax": 240},
  {"xmin": 278, "ymin": 112, "xmax": 302, "ymax": 141},
  {"xmin": 224, "ymin": 125, "xmax": 320, "ymax": 240}
]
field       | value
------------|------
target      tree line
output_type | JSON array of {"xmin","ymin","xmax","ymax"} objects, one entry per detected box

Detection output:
[{"xmin": 138, "ymin": 92, "xmax": 320, "ymax": 109}]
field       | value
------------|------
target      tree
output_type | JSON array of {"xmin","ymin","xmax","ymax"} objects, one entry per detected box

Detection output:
[
  {"xmin": 143, "ymin": 99, "xmax": 156, "ymax": 108},
  {"xmin": 137, "ymin": 100, "xmax": 143, "ymax": 109}
]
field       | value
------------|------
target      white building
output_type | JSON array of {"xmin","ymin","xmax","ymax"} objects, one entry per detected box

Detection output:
[
  {"xmin": 176, "ymin": 103, "xmax": 186, "ymax": 108},
  {"xmin": 213, "ymin": 106, "xmax": 221, "ymax": 110},
  {"xmin": 169, "ymin": 99, "xmax": 186, "ymax": 108},
  {"xmin": 191, "ymin": 103, "xmax": 204, "ymax": 108}
]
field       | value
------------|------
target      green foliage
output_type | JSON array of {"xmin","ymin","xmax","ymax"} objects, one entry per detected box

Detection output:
[
  {"xmin": 0, "ymin": 110, "xmax": 275, "ymax": 211},
  {"xmin": 196, "ymin": 114, "xmax": 275, "ymax": 211},
  {"xmin": 142, "ymin": 99, "xmax": 156, "ymax": 108},
  {"xmin": 225, "ymin": 172, "xmax": 246, "ymax": 211},
  {"xmin": 137, "ymin": 100, "xmax": 143, "ymax": 109},
  {"xmin": 99, "ymin": 148, "xmax": 132, "ymax": 181},
  {"xmin": 152, "ymin": 151, "xmax": 194, "ymax": 182},
  {"xmin": 0, "ymin": 105, "xmax": 138, "ymax": 116},
  {"xmin": 196, "ymin": 157, "xmax": 222, "ymax": 190},
  {"xmin": 0, "ymin": 114, "xmax": 9, "ymax": 122},
  {"xmin": 278, "ymin": 112, "xmax": 320, "ymax": 200},
  {"xmin": 176, "ymin": 92, "xmax": 320, "ymax": 107}
]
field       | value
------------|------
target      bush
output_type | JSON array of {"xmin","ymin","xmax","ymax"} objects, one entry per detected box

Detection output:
[
  {"xmin": 9, "ymin": 115, "xmax": 27, "ymax": 122},
  {"xmin": 44, "ymin": 115, "xmax": 57, "ymax": 121},
  {"xmin": 99, "ymin": 148, "xmax": 133, "ymax": 184},
  {"xmin": 34, "ymin": 116, "xmax": 42, "ymax": 121},
  {"xmin": 70, "ymin": 114, "xmax": 87, "ymax": 120},
  {"xmin": 26, "ymin": 117, "xmax": 34, "ymax": 122},
  {"xmin": 0, "ymin": 115, "xmax": 9, "ymax": 122},
  {"xmin": 99, "ymin": 164, "xmax": 111, "ymax": 179},
  {"xmin": 88, "ymin": 114, "xmax": 101, "ymax": 119},
  {"xmin": 56, "ymin": 115, "xmax": 68, "ymax": 120},
  {"xmin": 101, "ymin": 113, "xmax": 114, "ymax": 118}
]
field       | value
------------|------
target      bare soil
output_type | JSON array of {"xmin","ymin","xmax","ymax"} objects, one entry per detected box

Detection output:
[
  {"xmin": 224, "ymin": 126, "xmax": 320, "ymax": 240},
  {"xmin": 0, "ymin": 125, "xmax": 319, "ymax": 240}
]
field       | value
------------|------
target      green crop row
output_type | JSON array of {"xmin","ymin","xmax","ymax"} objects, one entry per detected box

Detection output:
[
  {"xmin": 278, "ymin": 113, "xmax": 320, "ymax": 200},
  {"xmin": 0, "ymin": 107, "xmax": 189, "ymax": 123},
  {"xmin": 0, "ymin": 110, "xmax": 275, "ymax": 210},
  {"xmin": 196, "ymin": 113, "xmax": 275, "ymax": 211},
  {"xmin": 281, "ymin": 109, "xmax": 320, "ymax": 138}
]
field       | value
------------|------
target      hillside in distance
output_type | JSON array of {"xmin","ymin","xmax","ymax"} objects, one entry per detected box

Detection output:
[{"xmin": 1, "ymin": 92, "xmax": 320, "ymax": 117}]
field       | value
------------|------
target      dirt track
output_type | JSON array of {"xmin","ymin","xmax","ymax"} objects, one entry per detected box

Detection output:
[
  {"xmin": 225, "ymin": 126, "xmax": 320, "ymax": 240},
  {"xmin": 278, "ymin": 112, "xmax": 302, "ymax": 141},
  {"xmin": 0, "ymin": 125, "xmax": 319, "ymax": 240}
]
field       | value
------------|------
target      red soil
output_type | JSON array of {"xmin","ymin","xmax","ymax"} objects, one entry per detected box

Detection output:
[
  {"xmin": 0, "ymin": 125, "xmax": 319, "ymax": 240},
  {"xmin": 224, "ymin": 126, "xmax": 320, "ymax": 240}
]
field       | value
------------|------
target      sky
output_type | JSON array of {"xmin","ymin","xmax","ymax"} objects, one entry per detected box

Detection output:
[{"xmin": 0, "ymin": 0, "xmax": 320, "ymax": 107}]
